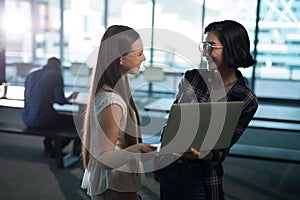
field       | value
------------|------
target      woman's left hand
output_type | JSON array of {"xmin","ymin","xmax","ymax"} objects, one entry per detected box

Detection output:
[{"xmin": 189, "ymin": 147, "xmax": 213, "ymax": 161}]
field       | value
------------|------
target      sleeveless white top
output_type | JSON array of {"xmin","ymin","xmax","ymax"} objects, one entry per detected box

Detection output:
[{"xmin": 81, "ymin": 90, "xmax": 141, "ymax": 196}]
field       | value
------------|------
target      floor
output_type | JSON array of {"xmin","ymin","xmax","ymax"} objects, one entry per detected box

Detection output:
[{"xmin": 0, "ymin": 132, "xmax": 299, "ymax": 200}]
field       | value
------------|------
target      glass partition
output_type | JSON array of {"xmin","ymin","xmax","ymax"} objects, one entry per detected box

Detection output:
[
  {"xmin": 153, "ymin": 0, "xmax": 203, "ymax": 71},
  {"xmin": 255, "ymin": 0, "xmax": 300, "ymax": 99},
  {"xmin": 63, "ymin": 0, "xmax": 105, "ymax": 66},
  {"xmin": 107, "ymin": 0, "xmax": 152, "ymax": 29},
  {"xmin": 4, "ymin": 0, "xmax": 34, "ymax": 84},
  {"xmin": 2, "ymin": 0, "xmax": 300, "ymax": 100},
  {"xmin": 4, "ymin": 0, "xmax": 32, "ymax": 65}
]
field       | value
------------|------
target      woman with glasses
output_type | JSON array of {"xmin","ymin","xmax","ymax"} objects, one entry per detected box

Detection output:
[{"xmin": 159, "ymin": 20, "xmax": 258, "ymax": 200}]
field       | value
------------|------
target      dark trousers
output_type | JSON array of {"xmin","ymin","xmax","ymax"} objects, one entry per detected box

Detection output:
[
  {"xmin": 159, "ymin": 158, "xmax": 207, "ymax": 200},
  {"xmin": 31, "ymin": 114, "xmax": 80, "ymax": 156}
]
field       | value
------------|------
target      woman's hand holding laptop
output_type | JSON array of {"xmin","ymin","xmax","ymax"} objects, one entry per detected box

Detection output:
[{"xmin": 171, "ymin": 148, "xmax": 213, "ymax": 161}]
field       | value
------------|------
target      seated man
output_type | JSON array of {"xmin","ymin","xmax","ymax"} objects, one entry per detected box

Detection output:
[{"xmin": 22, "ymin": 57, "xmax": 78, "ymax": 157}]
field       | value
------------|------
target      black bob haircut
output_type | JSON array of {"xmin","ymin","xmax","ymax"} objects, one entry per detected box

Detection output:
[{"xmin": 204, "ymin": 20, "xmax": 256, "ymax": 68}]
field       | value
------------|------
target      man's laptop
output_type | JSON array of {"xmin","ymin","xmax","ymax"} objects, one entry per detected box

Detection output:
[{"xmin": 158, "ymin": 101, "xmax": 244, "ymax": 154}]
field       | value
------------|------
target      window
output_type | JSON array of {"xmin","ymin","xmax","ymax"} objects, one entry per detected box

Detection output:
[
  {"xmin": 2, "ymin": 0, "xmax": 300, "ymax": 101},
  {"xmin": 63, "ymin": 0, "xmax": 105, "ymax": 65},
  {"xmin": 255, "ymin": 0, "xmax": 300, "ymax": 99}
]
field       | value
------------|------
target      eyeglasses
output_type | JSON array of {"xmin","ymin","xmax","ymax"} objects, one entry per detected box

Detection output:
[{"xmin": 199, "ymin": 42, "xmax": 223, "ymax": 56}]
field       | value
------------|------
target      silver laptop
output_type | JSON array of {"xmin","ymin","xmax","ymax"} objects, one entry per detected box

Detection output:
[{"xmin": 159, "ymin": 101, "xmax": 244, "ymax": 154}]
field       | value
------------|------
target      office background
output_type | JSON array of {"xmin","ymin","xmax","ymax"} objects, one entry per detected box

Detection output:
[
  {"xmin": 0, "ymin": 0, "xmax": 299, "ymax": 200},
  {"xmin": 0, "ymin": 0, "xmax": 299, "ymax": 101}
]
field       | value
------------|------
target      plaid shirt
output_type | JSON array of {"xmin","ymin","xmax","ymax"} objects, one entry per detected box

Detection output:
[{"xmin": 174, "ymin": 69, "xmax": 258, "ymax": 200}]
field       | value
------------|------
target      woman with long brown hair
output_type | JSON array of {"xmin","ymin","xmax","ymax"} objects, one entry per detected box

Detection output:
[{"xmin": 81, "ymin": 25, "xmax": 157, "ymax": 200}]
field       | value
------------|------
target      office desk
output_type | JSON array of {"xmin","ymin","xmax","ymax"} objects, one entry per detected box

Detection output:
[
  {"xmin": 254, "ymin": 104, "xmax": 300, "ymax": 123},
  {"xmin": 0, "ymin": 86, "xmax": 84, "ymax": 168},
  {"xmin": 144, "ymin": 98, "xmax": 174, "ymax": 113},
  {"xmin": 71, "ymin": 92, "xmax": 89, "ymax": 105},
  {"xmin": 0, "ymin": 98, "xmax": 80, "ymax": 116},
  {"xmin": 0, "ymin": 85, "xmax": 25, "ymax": 100},
  {"xmin": 0, "ymin": 85, "xmax": 85, "ymax": 115},
  {"xmin": 0, "ymin": 98, "xmax": 24, "ymax": 108},
  {"xmin": 144, "ymin": 98, "xmax": 300, "ymax": 124}
]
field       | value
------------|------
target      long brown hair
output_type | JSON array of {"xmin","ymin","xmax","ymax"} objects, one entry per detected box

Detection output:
[{"xmin": 82, "ymin": 25, "xmax": 142, "ymax": 168}]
